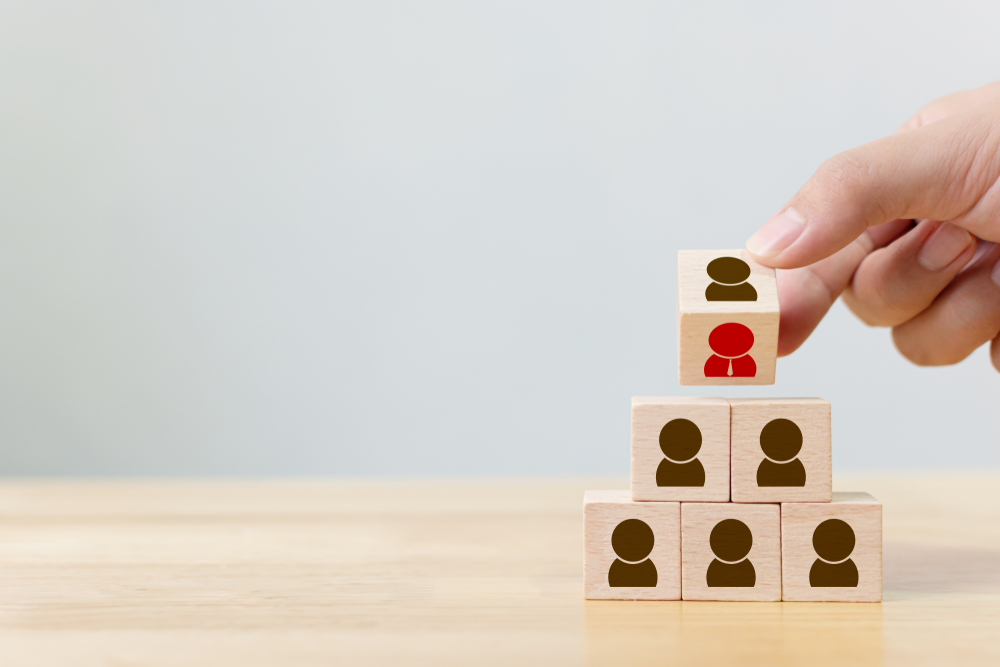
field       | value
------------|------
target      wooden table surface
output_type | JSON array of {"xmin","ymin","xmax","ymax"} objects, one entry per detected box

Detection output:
[{"xmin": 0, "ymin": 472, "xmax": 997, "ymax": 666}]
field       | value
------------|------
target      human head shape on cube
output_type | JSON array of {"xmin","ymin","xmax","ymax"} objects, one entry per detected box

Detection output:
[
  {"xmin": 813, "ymin": 519, "xmax": 855, "ymax": 563},
  {"xmin": 656, "ymin": 418, "xmax": 707, "ymax": 487},
  {"xmin": 659, "ymin": 418, "xmax": 701, "ymax": 463},
  {"xmin": 760, "ymin": 419, "xmax": 802, "ymax": 462},
  {"xmin": 612, "ymin": 519, "xmax": 654, "ymax": 562},
  {"xmin": 710, "ymin": 519, "xmax": 752, "ymax": 563},
  {"xmin": 708, "ymin": 323, "xmax": 754, "ymax": 359}
]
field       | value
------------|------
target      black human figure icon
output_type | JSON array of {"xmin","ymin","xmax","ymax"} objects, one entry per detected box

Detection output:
[
  {"xmin": 608, "ymin": 519, "xmax": 658, "ymax": 587},
  {"xmin": 810, "ymin": 519, "xmax": 859, "ymax": 587},
  {"xmin": 706, "ymin": 519, "xmax": 756, "ymax": 587},
  {"xmin": 705, "ymin": 257, "xmax": 758, "ymax": 302},
  {"xmin": 756, "ymin": 418, "xmax": 806, "ymax": 487},
  {"xmin": 656, "ymin": 418, "xmax": 706, "ymax": 487}
]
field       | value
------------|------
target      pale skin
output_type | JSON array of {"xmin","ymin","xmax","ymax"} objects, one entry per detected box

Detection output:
[{"xmin": 745, "ymin": 80, "xmax": 1000, "ymax": 372}]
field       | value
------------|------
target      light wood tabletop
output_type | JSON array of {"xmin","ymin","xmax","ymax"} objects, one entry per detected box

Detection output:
[{"xmin": 0, "ymin": 471, "xmax": 997, "ymax": 666}]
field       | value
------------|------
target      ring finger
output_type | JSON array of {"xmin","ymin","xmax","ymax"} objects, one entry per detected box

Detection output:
[
  {"xmin": 892, "ymin": 242, "xmax": 1000, "ymax": 366},
  {"xmin": 842, "ymin": 220, "xmax": 977, "ymax": 327}
]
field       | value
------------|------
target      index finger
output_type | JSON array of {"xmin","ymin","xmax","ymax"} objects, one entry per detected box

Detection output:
[
  {"xmin": 775, "ymin": 218, "xmax": 912, "ymax": 356},
  {"xmin": 745, "ymin": 113, "xmax": 1000, "ymax": 270}
]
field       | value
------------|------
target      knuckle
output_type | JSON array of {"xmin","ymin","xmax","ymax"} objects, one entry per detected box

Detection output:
[
  {"xmin": 891, "ymin": 328, "xmax": 943, "ymax": 366},
  {"xmin": 811, "ymin": 150, "xmax": 891, "ymax": 224},
  {"xmin": 841, "ymin": 286, "xmax": 888, "ymax": 326},
  {"xmin": 815, "ymin": 153, "xmax": 868, "ymax": 194},
  {"xmin": 843, "ymin": 252, "xmax": 912, "ymax": 328},
  {"xmin": 891, "ymin": 288, "xmax": 990, "ymax": 367},
  {"xmin": 947, "ymin": 124, "xmax": 1000, "ymax": 237}
]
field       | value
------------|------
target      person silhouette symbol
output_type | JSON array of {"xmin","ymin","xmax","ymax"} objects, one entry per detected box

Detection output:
[
  {"xmin": 656, "ymin": 418, "xmax": 706, "ymax": 487},
  {"xmin": 705, "ymin": 257, "xmax": 758, "ymax": 302},
  {"xmin": 608, "ymin": 518, "xmax": 658, "ymax": 587},
  {"xmin": 704, "ymin": 322, "xmax": 756, "ymax": 377},
  {"xmin": 706, "ymin": 519, "xmax": 756, "ymax": 587},
  {"xmin": 810, "ymin": 519, "xmax": 859, "ymax": 587},
  {"xmin": 756, "ymin": 418, "xmax": 806, "ymax": 487}
]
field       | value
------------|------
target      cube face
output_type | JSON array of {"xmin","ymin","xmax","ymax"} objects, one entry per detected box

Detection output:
[
  {"xmin": 677, "ymin": 250, "xmax": 779, "ymax": 386},
  {"xmin": 630, "ymin": 397, "xmax": 730, "ymax": 502},
  {"xmin": 781, "ymin": 493, "xmax": 882, "ymax": 602},
  {"xmin": 730, "ymin": 398, "xmax": 832, "ymax": 503},
  {"xmin": 584, "ymin": 491, "xmax": 681, "ymax": 600},
  {"xmin": 681, "ymin": 503, "xmax": 781, "ymax": 601}
]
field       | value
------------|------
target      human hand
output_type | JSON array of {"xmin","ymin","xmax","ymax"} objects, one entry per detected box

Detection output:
[{"xmin": 745, "ymin": 81, "xmax": 1000, "ymax": 372}]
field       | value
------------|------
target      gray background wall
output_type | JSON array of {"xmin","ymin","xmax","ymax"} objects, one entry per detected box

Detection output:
[{"xmin": 0, "ymin": 1, "xmax": 998, "ymax": 476}]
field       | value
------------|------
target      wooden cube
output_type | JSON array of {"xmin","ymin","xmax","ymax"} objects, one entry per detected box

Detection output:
[
  {"xmin": 630, "ymin": 397, "xmax": 730, "ymax": 502},
  {"xmin": 730, "ymin": 398, "xmax": 832, "ymax": 503},
  {"xmin": 781, "ymin": 492, "xmax": 882, "ymax": 602},
  {"xmin": 583, "ymin": 490, "xmax": 681, "ymax": 600},
  {"xmin": 680, "ymin": 502, "xmax": 781, "ymax": 601},
  {"xmin": 677, "ymin": 249, "xmax": 778, "ymax": 386}
]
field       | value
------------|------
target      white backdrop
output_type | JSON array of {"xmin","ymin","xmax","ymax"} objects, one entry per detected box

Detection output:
[{"xmin": 0, "ymin": 1, "xmax": 998, "ymax": 476}]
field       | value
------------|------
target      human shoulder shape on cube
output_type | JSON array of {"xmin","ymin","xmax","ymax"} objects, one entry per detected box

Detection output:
[
  {"xmin": 677, "ymin": 250, "xmax": 778, "ymax": 386},
  {"xmin": 631, "ymin": 397, "xmax": 730, "ymax": 502},
  {"xmin": 781, "ymin": 492, "xmax": 882, "ymax": 602},
  {"xmin": 729, "ymin": 398, "xmax": 832, "ymax": 503},
  {"xmin": 584, "ymin": 491, "xmax": 681, "ymax": 600}
]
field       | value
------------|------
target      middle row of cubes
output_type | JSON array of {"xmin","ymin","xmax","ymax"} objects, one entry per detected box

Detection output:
[{"xmin": 633, "ymin": 396, "xmax": 831, "ymax": 503}]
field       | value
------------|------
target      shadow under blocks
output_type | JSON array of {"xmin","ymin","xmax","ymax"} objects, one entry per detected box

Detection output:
[{"xmin": 583, "ymin": 249, "xmax": 881, "ymax": 603}]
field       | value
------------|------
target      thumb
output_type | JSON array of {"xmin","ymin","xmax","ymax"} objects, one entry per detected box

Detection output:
[{"xmin": 746, "ymin": 110, "xmax": 1000, "ymax": 269}]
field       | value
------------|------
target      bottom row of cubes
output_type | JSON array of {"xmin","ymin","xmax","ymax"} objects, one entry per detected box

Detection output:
[{"xmin": 583, "ymin": 490, "xmax": 882, "ymax": 602}]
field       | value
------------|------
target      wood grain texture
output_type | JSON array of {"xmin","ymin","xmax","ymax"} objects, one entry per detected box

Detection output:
[
  {"xmin": 677, "ymin": 249, "xmax": 778, "ymax": 386},
  {"xmin": 730, "ymin": 398, "xmax": 832, "ymax": 503},
  {"xmin": 583, "ymin": 491, "xmax": 680, "ymax": 600},
  {"xmin": 630, "ymin": 397, "xmax": 730, "ymax": 502},
  {"xmin": 0, "ymin": 473, "xmax": 998, "ymax": 665},
  {"xmin": 781, "ymin": 492, "xmax": 882, "ymax": 602},
  {"xmin": 681, "ymin": 502, "xmax": 781, "ymax": 601}
]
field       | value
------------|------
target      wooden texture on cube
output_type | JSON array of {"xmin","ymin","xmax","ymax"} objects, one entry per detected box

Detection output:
[
  {"xmin": 630, "ymin": 397, "xmax": 730, "ymax": 502},
  {"xmin": 583, "ymin": 490, "xmax": 681, "ymax": 600},
  {"xmin": 781, "ymin": 492, "xmax": 882, "ymax": 602},
  {"xmin": 730, "ymin": 398, "xmax": 832, "ymax": 503},
  {"xmin": 681, "ymin": 502, "xmax": 781, "ymax": 601},
  {"xmin": 677, "ymin": 249, "xmax": 779, "ymax": 386}
]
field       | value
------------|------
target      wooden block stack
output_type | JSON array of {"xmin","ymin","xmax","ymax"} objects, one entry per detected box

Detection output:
[{"xmin": 584, "ymin": 250, "xmax": 882, "ymax": 602}]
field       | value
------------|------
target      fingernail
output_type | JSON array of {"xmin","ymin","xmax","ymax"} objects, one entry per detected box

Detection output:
[
  {"xmin": 746, "ymin": 208, "xmax": 806, "ymax": 259},
  {"xmin": 917, "ymin": 222, "xmax": 973, "ymax": 272},
  {"xmin": 991, "ymin": 256, "xmax": 1000, "ymax": 288}
]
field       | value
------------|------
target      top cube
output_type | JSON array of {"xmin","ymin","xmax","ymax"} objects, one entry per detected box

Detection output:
[{"xmin": 678, "ymin": 250, "xmax": 779, "ymax": 386}]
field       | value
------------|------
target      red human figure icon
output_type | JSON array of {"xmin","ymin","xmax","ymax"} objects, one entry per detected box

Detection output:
[{"xmin": 704, "ymin": 323, "xmax": 756, "ymax": 377}]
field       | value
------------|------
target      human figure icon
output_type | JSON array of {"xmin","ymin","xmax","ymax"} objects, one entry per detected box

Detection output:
[
  {"xmin": 656, "ymin": 418, "xmax": 705, "ymax": 487},
  {"xmin": 756, "ymin": 418, "xmax": 807, "ymax": 487},
  {"xmin": 608, "ymin": 518, "xmax": 658, "ymax": 587},
  {"xmin": 706, "ymin": 519, "xmax": 756, "ymax": 587},
  {"xmin": 810, "ymin": 519, "xmax": 859, "ymax": 587},
  {"xmin": 705, "ymin": 257, "xmax": 758, "ymax": 302},
  {"xmin": 704, "ymin": 322, "xmax": 756, "ymax": 377}
]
